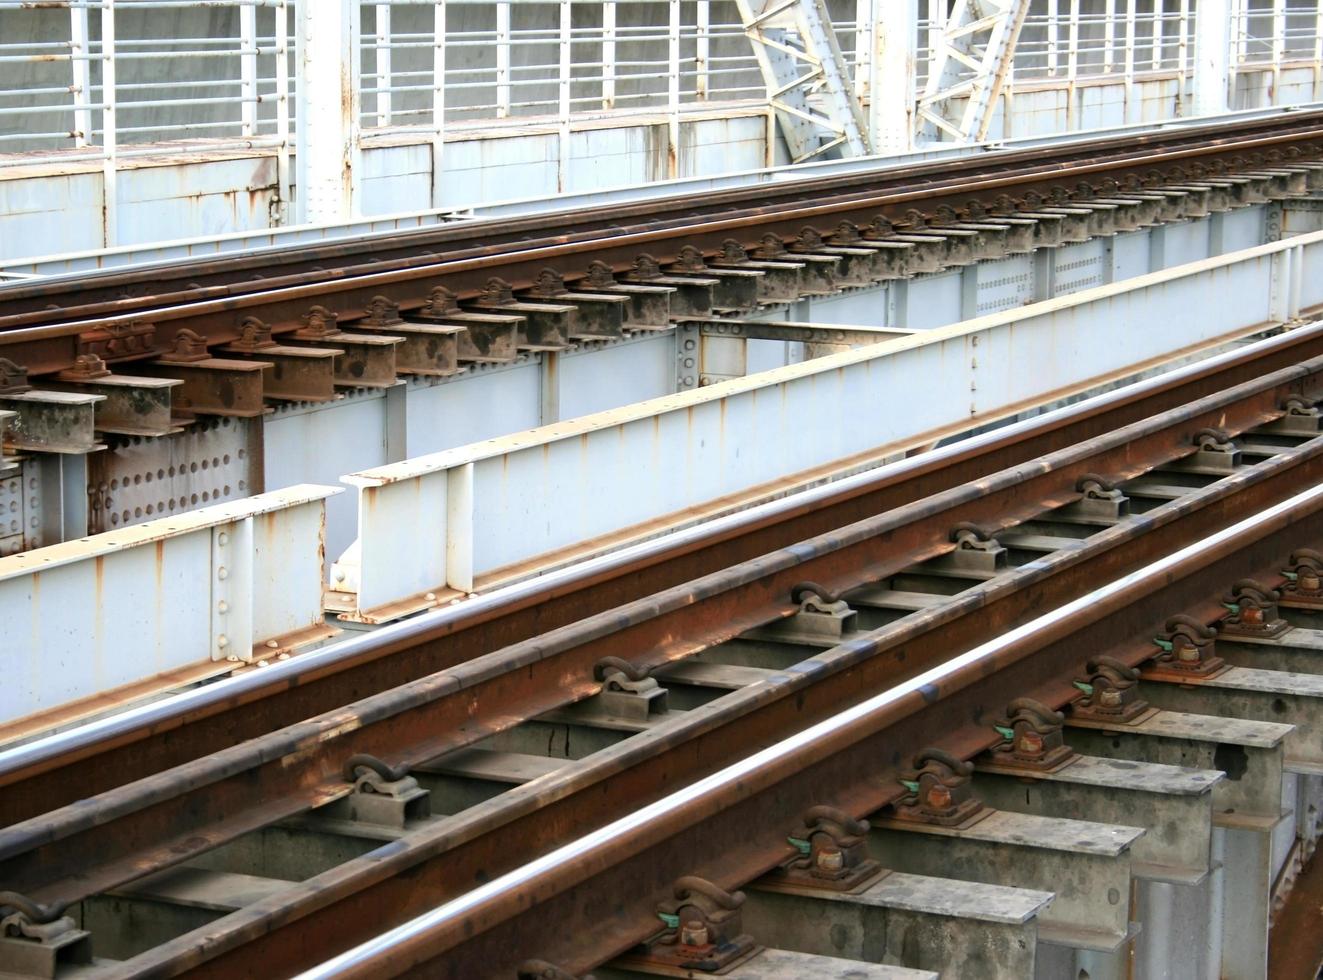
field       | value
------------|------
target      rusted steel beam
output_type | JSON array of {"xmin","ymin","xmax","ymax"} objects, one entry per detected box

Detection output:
[
  {"xmin": 4, "ymin": 325, "xmax": 1323, "ymax": 828},
  {"xmin": 2, "ymin": 110, "xmax": 1319, "ymax": 331},
  {"xmin": 290, "ymin": 484, "xmax": 1323, "ymax": 980},
  {"xmin": 3, "ymin": 353, "xmax": 1321, "ymax": 917},
  {"xmin": 118, "ymin": 434, "xmax": 1323, "ymax": 980},
  {"xmin": 0, "ymin": 116, "xmax": 1321, "ymax": 376}
]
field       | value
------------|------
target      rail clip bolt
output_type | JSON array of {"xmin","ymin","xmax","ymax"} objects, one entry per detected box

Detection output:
[
  {"xmin": 814, "ymin": 846, "xmax": 844, "ymax": 874},
  {"xmin": 679, "ymin": 920, "xmax": 709, "ymax": 947}
]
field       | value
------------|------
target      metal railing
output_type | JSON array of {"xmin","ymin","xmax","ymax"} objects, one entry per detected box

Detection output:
[{"xmin": 0, "ymin": 1, "xmax": 1319, "ymax": 212}]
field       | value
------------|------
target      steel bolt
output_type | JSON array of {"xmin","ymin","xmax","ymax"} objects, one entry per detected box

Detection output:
[
  {"xmin": 678, "ymin": 921, "xmax": 709, "ymax": 947},
  {"xmin": 217, "ymin": 600, "xmax": 229, "ymax": 614},
  {"xmin": 266, "ymin": 639, "xmax": 279, "ymax": 648},
  {"xmin": 217, "ymin": 566, "xmax": 229, "ymax": 581},
  {"xmin": 217, "ymin": 532, "xmax": 229, "ymax": 546},
  {"xmin": 815, "ymin": 845, "xmax": 844, "ymax": 873},
  {"xmin": 216, "ymin": 634, "xmax": 229, "ymax": 649}
]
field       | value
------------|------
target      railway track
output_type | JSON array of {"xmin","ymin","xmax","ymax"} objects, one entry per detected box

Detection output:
[
  {"xmin": 4, "ymin": 321, "xmax": 1323, "ymax": 977},
  {"xmin": 5, "ymin": 113, "xmax": 1323, "ymax": 978},
  {"xmin": 0, "ymin": 110, "xmax": 1321, "ymax": 380},
  {"xmin": 294, "ymin": 478, "xmax": 1323, "ymax": 980}
]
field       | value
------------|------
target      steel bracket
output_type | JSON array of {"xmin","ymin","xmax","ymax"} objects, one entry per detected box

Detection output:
[
  {"xmin": 1281, "ymin": 549, "xmax": 1323, "ymax": 610},
  {"xmin": 632, "ymin": 876, "xmax": 759, "ymax": 973},
  {"xmin": 580, "ymin": 261, "xmax": 675, "ymax": 329},
  {"xmin": 408, "ymin": 287, "xmax": 520, "ymax": 363},
  {"xmin": 1145, "ymin": 615, "xmax": 1226, "ymax": 679},
  {"xmin": 666, "ymin": 246, "xmax": 763, "ymax": 313},
  {"xmin": 0, "ymin": 896, "xmax": 91, "ymax": 980},
  {"xmin": 619, "ymin": 254, "xmax": 718, "ymax": 318},
  {"xmin": 520, "ymin": 268, "xmax": 629, "ymax": 340},
  {"xmin": 288, "ymin": 306, "xmax": 403, "ymax": 388},
  {"xmin": 328, "ymin": 755, "xmax": 430, "ymax": 828},
  {"xmin": 710, "ymin": 240, "xmax": 804, "ymax": 304},
  {"xmin": 1220, "ymin": 579, "xmax": 1291, "ymax": 639},
  {"xmin": 140, "ymin": 332, "xmax": 270, "ymax": 419},
  {"xmin": 1060, "ymin": 474, "xmax": 1130, "ymax": 522},
  {"xmin": 593, "ymin": 657, "xmax": 669, "ymax": 721},
  {"xmin": 467, "ymin": 278, "xmax": 576, "ymax": 350},
  {"xmin": 0, "ymin": 389, "xmax": 105, "ymax": 455},
  {"xmin": 892, "ymin": 747, "xmax": 986, "ymax": 828},
  {"xmin": 219, "ymin": 317, "xmax": 341, "ymax": 403},
  {"xmin": 932, "ymin": 523, "xmax": 1006, "ymax": 574},
  {"xmin": 51, "ymin": 354, "xmax": 182, "ymax": 437},
  {"xmin": 1068, "ymin": 656, "xmax": 1152, "ymax": 723},
  {"xmin": 766, "ymin": 805, "xmax": 885, "ymax": 894},
  {"xmin": 984, "ymin": 698, "xmax": 1078, "ymax": 773}
]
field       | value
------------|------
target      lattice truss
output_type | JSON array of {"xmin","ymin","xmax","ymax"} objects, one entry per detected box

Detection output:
[
  {"xmin": 733, "ymin": 0, "xmax": 872, "ymax": 162},
  {"xmin": 917, "ymin": 0, "xmax": 1032, "ymax": 143}
]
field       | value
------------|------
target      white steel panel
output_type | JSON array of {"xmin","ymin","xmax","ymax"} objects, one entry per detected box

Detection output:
[
  {"xmin": 559, "ymin": 334, "xmax": 675, "ymax": 421},
  {"xmin": 0, "ymin": 485, "xmax": 339, "ymax": 725},
  {"xmin": 404, "ymin": 362, "xmax": 542, "ymax": 457},
  {"xmin": 341, "ymin": 233, "xmax": 1323, "ymax": 618}
]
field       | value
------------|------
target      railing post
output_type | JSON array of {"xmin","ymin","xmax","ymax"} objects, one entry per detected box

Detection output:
[
  {"xmin": 557, "ymin": 0, "xmax": 572, "ymax": 191},
  {"xmin": 101, "ymin": 0, "xmax": 118, "ymax": 247},
  {"xmin": 602, "ymin": 1, "xmax": 617, "ymax": 109},
  {"xmin": 275, "ymin": 0, "xmax": 291, "ymax": 222},
  {"xmin": 1193, "ymin": 0, "xmax": 1231, "ymax": 117},
  {"xmin": 874, "ymin": 0, "xmax": 917, "ymax": 153},
  {"xmin": 69, "ymin": 1, "xmax": 92, "ymax": 148},
  {"xmin": 431, "ymin": 0, "xmax": 446, "ymax": 208},
  {"xmin": 241, "ymin": 0, "xmax": 257, "ymax": 136},
  {"xmin": 295, "ymin": 0, "xmax": 360, "ymax": 224},
  {"xmin": 374, "ymin": 0, "xmax": 392, "ymax": 127},
  {"xmin": 496, "ymin": 1, "xmax": 511, "ymax": 118},
  {"xmin": 668, "ymin": 0, "xmax": 681, "ymax": 177}
]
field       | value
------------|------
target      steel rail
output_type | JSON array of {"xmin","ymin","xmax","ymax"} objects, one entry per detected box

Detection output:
[
  {"xmin": 9, "ymin": 350, "xmax": 1323, "ymax": 976},
  {"xmin": 111, "ymin": 419, "xmax": 1323, "ymax": 980},
  {"xmin": 2, "ymin": 114, "xmax": 1323, "ymax": 376},
  {"xmin": 292, "ymin": 481, "xmax": 1323, "ymax": 980},
  {"xmin": 5, "ymin": 322, "xmax": 1323, "ymax": 825},
  {"xmin": 1, "ymin": 108, "xmax": 1319, "ymax": 327}
]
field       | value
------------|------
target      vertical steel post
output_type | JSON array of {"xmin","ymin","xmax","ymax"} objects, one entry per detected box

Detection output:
[
  {"xmin": 668, "ymin": 0, "xmax": 680, "ymax": 177},
  {"xmin": 296, "ymin": 0, "xmax": 360, "ymax": 223},
  {"xmin": 1271, "ymin": 0, "xmax": 1285, "ymax": 102},
  {"xmin": 1124, "ymin": 0, "xmax": 1137, "ymax": 119},
  {"xmin": 496, "ymin": 1, "xmax": 511, "ymax": 118},
  {"xmin": 241, "ymin": 0, "xmax": 258, "ymax": 136},
  {"xmin": 1047, "ymin": 0, "xmax": 1059, "ymax": 76},
  {"xmin": 602, "ymin": 1, "xmax": 616, "ymax": 109},
  {"xmin": 101, "ymin": 0, "xmax": 118, "ymax": 247},
  {"xmin": 874, "ymin": 0, "xmax": 918, "ymax": 153},
  {"xmin": 557, "ymin": 0, "xmax": 571, "ymax": 192},
  {"xmin": 432, "ymin": 0, "xmax": 446, "ymax": 208},
  {"xmin": 1103, "ymin": 0, "xmax": 1115, "ymax": 74},
  {"xmin": 854, "ymin": 0, "xmax": 873, "ymax": 108},
  {"xmin": 375, "ymin": 1, "xmax": 392, "ymax": 127},
  {"xmin": 697, "ymin": 0, "xmax": 710, "ymax": 101},
  {"xmin": 1193, "ymin": 0, "xmax": 1231, "ymax": 117},
  {"xmin": 275, "ymin": 0, "xmax": 291, "ymax": 222},
  {"xmin": 1067, "ymin": 0, "xmax": 1079, "ymax": 128},
  {"xmin": 1151, "ymin": 0, "xmax": 1163, "ymax": 71},
  {"xmin": 69, "ymin": 1, "xmax": 91, "ymax": 147}
]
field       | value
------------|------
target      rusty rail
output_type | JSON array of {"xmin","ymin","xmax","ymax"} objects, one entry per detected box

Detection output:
[
  {"xmin": 7, "ymin": 331, "xmax": 1323, "ymax": 975},
  {"xmin": 4, "ymin": 323, "xmax": 1323, "ymax": 826},
  {"xmin": 292, "ymin": 481, "xmax": 1323, "ymax": 980},
  {"xmin": 1, "ymin": 110, "xmax": 1322, "ymax": 375}
]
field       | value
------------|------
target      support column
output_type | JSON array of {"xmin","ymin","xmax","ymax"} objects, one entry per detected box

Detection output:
[
  {"xmin": 1194, "ymin": 0, "xmax": 1232, "ymax": 117},
  {"xmin": 873, "ymin": 0, "xmax": 918, "ymax": 153},
  {"xmin": 296, "ymin": 0, "xmax": 360, "ymax": 224}
]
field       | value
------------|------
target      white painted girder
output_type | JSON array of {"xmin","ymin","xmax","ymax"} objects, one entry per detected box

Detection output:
[{"xmin": 338, "ymin": 228, "xmax": 1320, "ymax": 621}]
